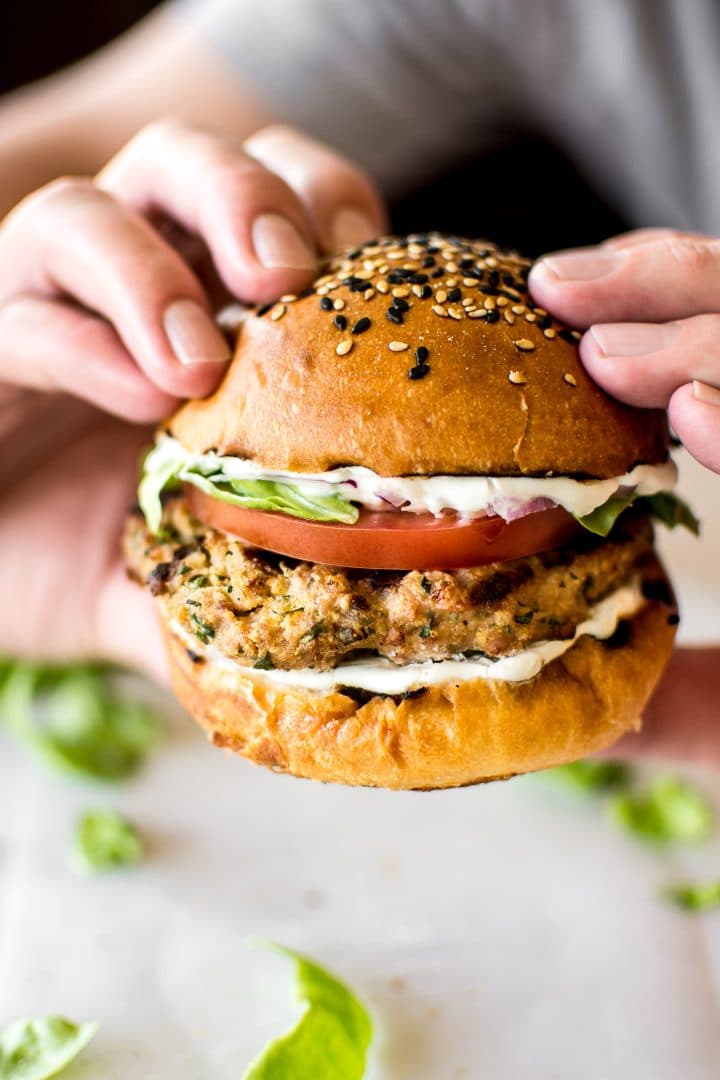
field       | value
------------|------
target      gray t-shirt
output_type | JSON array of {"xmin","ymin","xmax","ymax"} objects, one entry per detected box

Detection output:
[{"xmin": 178, "ymin": 0, "xmax": 720, "ymax": 233}]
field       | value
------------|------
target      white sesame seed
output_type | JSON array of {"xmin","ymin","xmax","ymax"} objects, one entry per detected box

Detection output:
[
  {"xmin": 508, "ymin": 370, "xmax": 527, "ymax": 384},
  {"xmin": 448, "ymin": 306, "xmax": 463, "ymax": 320},
  {"xmin": 564, "ymin": 372, "xmax": 578, "ymax": 386},
  {"xmin": 270, "ymin": 303, "xmax": 286, "ymax": 321},
  {"xmin": 512, "ymin": 305, "xmax": 526, "ymax": 315},
  {"xmin": 336, "ymin": 339, "xmax": 353, "ymax": 356},
  {"xmin": 388, "ymin": 340, "xmax": 408, "ymax": 351},
  {"xmin": 317, "ymin": 285, "xmax": 330, "ymax": 295},
  {"xmin": 534, "ymin": 307, "xmax": 547, "ymax": 317},
  {"xmin": 279, "ymin": 294, "xmax": 297, "ymax": 303},
  {"xmin": 485, "ymin": 257, "xmax": 498, "ymax": 268},
  {"xmin": 461, "ymin": 298, "xmax": 474, "ymax": 308},
  {"xmin": 355, "ymin": 269, "xmax": 373, "ymax": 280},
  {"xmin": 432, "ymin": 305, "xmax": 448, "ymax": 318},
  {"xmin": 445, "ymin": 277, "xmax": 458, "ymax": 287},
  {"xmin": 544, "ymin": 328, "xmax": 556, "ymax": 339},
  {"xmin": 386, "ymin": 250, "xmax": 404, "ymax": 260},
  {"xmin": 572, "ymin": 331, "xmax": 582, "ymax": 340},
  {"xmin": 412, "ymin": 284, "xmax": 425, "ymax": 298},
  {"xmin": 376, "ymin": 281, "xmax": 390, "ymax": 294},
  {"xmin": 468, "ymin": 309, "xmax": 486, "ymax": 318},
  {"xmin": 483, "ymin": 298, "xmax": 496, "ymax": 310},
  {"xmin": 392, "ymin": 286, "xmax": 410, "ymax": 298},
  {"xmin": 333, "ymin": 298, "xmax": 345, "ymax": 311},
  {"xmin": 504, "ymin": 311, "xmax": 515, "ymax": 325},
  {"xmin": 525, "ymin": 312, "xmax": 537, "ymax": 323},
  {"xmin": 463, "ymin": 277, "xmax": 476, "ymax": 287},
  {"xmin": 363, "ymin": 259, "xmax": 376, "ymax": 271},
  {"xmin": 513, "ymin": 338, "xmax": 536, "ymax": 351},
  {"xmin": 435, "ymin": 289, "xmax": 448, "ymax": 303},
  {"xmin": 446, "ymin": 262, "xmax": 459, "ymax": 274},
  {"xmin": 496, "ymin": 296, "xmax": 509, "ymax": 308},
  {"xmin": 364, "ymin": 288, "xmax": 375, "ymax": 301}
]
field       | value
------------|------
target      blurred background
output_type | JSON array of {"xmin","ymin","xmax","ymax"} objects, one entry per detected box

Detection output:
[{"xmin": 2, "ymin": 0, "xmax": 627, "ymax": 255}]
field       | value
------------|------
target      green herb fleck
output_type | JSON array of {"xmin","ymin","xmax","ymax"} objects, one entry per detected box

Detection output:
[
  {"xmin": 188, "ymin": 574, "xmax": 210, "ymax": 589},
  {"xmin": 299, "ymin": 622, "xmax": 326, "ymax": 646},
  {"xmin": 0, "ymin": 1015, "xmax": 98, "ymax": 1079},
  {"xmin": 546, "ymin": 759, "xmax": 632, "ymax": 793},
  {"xmin": 71, "ymin": 809, "xmax": 143, "ymax": 876},
  {"xmin": 420, "ymin": 576, "xmax": 432, "ymax": 594},
  {"xmin": 190, "ymin": 612, "xmax": 215, "ymax": 644},
  {"xmin": 253, "ymin": 653, "xmax": 276, "ymax": 671},
  {"xmin": 419, "ymin": 623, "xmax": 433, "ymax": 639},
  {"xmin": 513, "ymin": 610, "xmax": 534, "ymax": 625}
]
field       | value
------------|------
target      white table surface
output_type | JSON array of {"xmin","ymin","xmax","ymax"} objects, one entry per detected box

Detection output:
[{"xmin": 1, "ymin": 450, "xmax": 719, "ymax": 1079}]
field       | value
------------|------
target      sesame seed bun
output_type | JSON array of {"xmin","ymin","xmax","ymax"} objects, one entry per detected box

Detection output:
[
  {"xmin": 162, "ymin": 580, "xmax": 676, "ymax": 790},
  {"xmin": 169, "ymin": 233, "xmax": 668, "ymax": 478}
]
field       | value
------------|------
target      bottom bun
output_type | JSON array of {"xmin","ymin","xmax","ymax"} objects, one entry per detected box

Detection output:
[{"xmin": 162, "ymin": 590, "xmax": 677, "ymax": 790}]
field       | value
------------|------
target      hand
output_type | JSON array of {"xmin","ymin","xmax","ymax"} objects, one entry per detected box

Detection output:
[
  {"xmin": 530, "ymin": 228, "xmax": 720, "ymax": 769},
  {"xmin": 0, "ymin": 120, "xmax": 385, "ymax": 678},
  {"xmin": 528, "ymin": 227, "xmax": 720, "ymax": 474}
]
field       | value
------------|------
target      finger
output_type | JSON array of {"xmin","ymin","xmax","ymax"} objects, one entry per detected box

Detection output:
[
  {"xmin": 0, "ymin": 177, "xmax": 231, "ymax": 399},
  {"xmin": 600, "ymin": 649, "xmax": 720, "ymax": 771},
  {"xmin": 600, "ymin": 227, "xmax": 706, "ymax": 251},
  {"xmin": 98, "ymin": 119, "xmax": 319, "ymax": 304},
  {"xmin": 0, "ymin": 295, "xmax": 178, "ymax": 422},
  {"xmin": 243, "ymin": 124, "xmax": 386, "ymax": 253},
  {"xmin": 580, "ymin": 313, "xmax": 720, "ymax": 407},
  {"xmin": 528, "ymin": 233, "xmax": 720, "ymax": 327},
  {"xmin": 668, "ymin": 382, "xmax": 720, "ymax": 474}
]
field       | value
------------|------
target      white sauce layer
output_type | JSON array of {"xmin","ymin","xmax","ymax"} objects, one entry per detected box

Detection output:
[
  {"xmin": 172, "ymin": 576, "xmax": 645, "ymax": 695},
  {"xmin": 151, "ymin": 436, "xmax": 676, "ymax": 520}
]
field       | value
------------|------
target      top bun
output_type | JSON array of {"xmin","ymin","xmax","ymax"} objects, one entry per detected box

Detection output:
[{"xmin": 169, "ymin": 233, "xmax": 668, "ymax": 478}]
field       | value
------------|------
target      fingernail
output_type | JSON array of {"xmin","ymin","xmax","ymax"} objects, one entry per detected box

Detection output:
[
  {"xmin": 693, "ymin": 379, "xmax": 720, "ymax": 407},
  {"xmin": 331, "ymin": 208, "xmax": 377, "ymax": 250},
  {"xmin": 537, "ymin": 248, "xmax": 626, "ymax": 282},
  {"xmin": 251, "ymin": 213, "xmax": 316, "ymax": 270},
  {"xmin": 163, "ymin": 299, "xmax": 231, "ymax": 366},
  {"xmin": 589, "ymin": 322, "xmax": 680, "ymax": 357}
]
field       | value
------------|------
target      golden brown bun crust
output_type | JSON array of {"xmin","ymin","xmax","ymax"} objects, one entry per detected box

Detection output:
[
  {"xmin": 163, "ymin": 596, "xmax": 676, "ymax": 790},
  {"xmin": 170, "ymin": 234, "xmax": 668, "ymax": 478}
]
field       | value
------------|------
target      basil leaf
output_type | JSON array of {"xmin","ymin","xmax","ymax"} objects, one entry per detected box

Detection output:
[
  {"xmin": 0, "ymin": 1016, "xmax": 97, "ymax": 1079},
  {"xmin": 545, "ymin": 759, "xmax": 632, "ymax": 793},
  {"xmin": 664, "ymin": 880, "xmax": 720, "ymax": 912},
  {"xmin": 575, "ymin": 495, "xmax": 636, "ymax": 537},
  {"xmin": 0, "ymin": 662, "xmax": 161, "ymax": 782},
  {"xmin": 71, "ymin": 809, "xmax": 144, "ymax": 875},
  {"xmin": 244, "ymin": 945, "xmax": 372, "ymax": 1080},
  {"xmin": 610, "ymin": 776, "xmax": 713, "ymax": 844},
  {"xmin": 637, "ymin": 492, "xmax": 700, "ymax": 536}
]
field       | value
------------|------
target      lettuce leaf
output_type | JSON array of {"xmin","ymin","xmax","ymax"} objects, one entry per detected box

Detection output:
[
  {"xmin": 0, "ymin": 1016, "xmax": 97, "ymax": 1079},
  {"xmin": 71, "ymin": 809, "xmax": 144, "ymax": 875},
  {"xmin": 139, "ymin": 442, "xmax": 358, "ymax": 535},
  {"xmin": 609, "ymin": 776, "xmax": 713, "ymax": 845},
  {"xmin": 545, "ymin": 759, "xmax": 632, "ymax": 793},
  {"xmin": 243, "ymin": 945, "xmax": 372, "ymax": 1080},
  {"xmin": 576, "ymin": 491, "xmax": 699, "ymax": 538}
]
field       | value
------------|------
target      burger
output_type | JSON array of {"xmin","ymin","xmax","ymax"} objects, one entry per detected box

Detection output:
[{"xmin": 123, "ymin": 233, "xmax": 695, "ymax": 790}]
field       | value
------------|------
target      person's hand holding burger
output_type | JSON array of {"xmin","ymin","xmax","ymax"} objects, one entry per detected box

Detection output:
[
  {"xmin": 530, "ymin": 228, "xmax": 720, "ymax": 769},
  {"xmin": 0, "ymin": 120, "xmax": 384, "ymax": 676}
]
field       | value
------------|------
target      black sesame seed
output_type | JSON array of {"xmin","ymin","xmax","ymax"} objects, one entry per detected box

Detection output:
[
  {"xmin": 447, "ymin": 287, "xmax": 461, "ymax": 302},
  {"xmin": 299, "ymin": 286, "xmax": 315, "ymax": 298},
  {"xmin": 256, "ymin": 302, "xmax": 273, "ymax": 317},
  {"xmin": 341, "ymin": 276, "xmax": 361, "ymax": 287},
  {"xmin": 559, "ymin": 329, "xmax": 577, "ymax": 344},
  {"xmin": 502, "ymin": 272, "xmax": 515, "ymax": 286},
  {"xmin": 415, "ymin": 346, "xmax": 429, "ymax": 363},
  {"xmin": 502, "ymin": 289, "xmax": 521, "ymax": 301},
  {"xmin": 409, "ymin": 272, "xmax": 428, "ymax": 285},
  {"xmin": 333, "ymin": 314, "xmax": 347, "ymax": 330},
  {"xmin": 352, "ymin": 316, "xmax": 371, "ymax": 335},
  {"xmin": 347, "ymin": 247, "xmax": 363, "ymax": 259},
  {"xmin": 387, "ymin": 271, "xmax": 406, "ymax": 284},
  {"xmin": 667, "ymin": 612, "xmax": 680, "ymax": 626},
  {"xmin": 431, "ymin": 267, "xmax": 444, "ymax": 278},
  {"xmin": 419, "ymin": 285, "xmax": 433, "ymax": 299},
  {"xmin": 421, "ymin": 256, "xmax": 436, "ymax": 268},
  {"xmin": 408, "ymin": 363, "xmax": 430, "ymax": 380},
  {"xmin": 538, "ymin": 315, "xmax": 553, "ymax": 330},
  {"xmin": 320, "ymin": 297, "xmax": 333, "ymax": 311},
  {"xmin": 488, "ymin": 270, "xmax": 500, "ymax": 287},
  {"xmin": 486, "ymin": 309, "xmax": 500, "ymax": 323},
  {"xmin": 466, "ymin": 268, "xmax": 484, "ymax": 280},
  {"xmin": 477, "ymin": 247, "xmax": 490, "ymax": 258},
  {"xmin": 349, "ymin": 280, "xmax": 367, "ymax": 292},
  {"xmin": 459, "ymin": 257, "xmax": 475, "ymax": 269},
  {"xmin": 387, "ymin": 307, "xmax": 404, "ymax": 325},
  {"xmin": 480, "ymin": 285, "xmax": 500, "ymax": 296},
  {"xmin": 391, "ymin": 297, "xmax": 410, "ymax": 312},
  {"xmin": 427, "ymin": 245, "xmax": 440, "ymax": 254}
]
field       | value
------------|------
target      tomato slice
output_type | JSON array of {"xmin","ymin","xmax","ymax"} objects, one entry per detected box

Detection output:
[{"xmin": 185, "ymin": 485, "xmax": 583, "ymax": 570}]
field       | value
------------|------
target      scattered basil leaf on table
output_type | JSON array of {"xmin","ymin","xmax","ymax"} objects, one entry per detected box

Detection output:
[
  {"xmin": 545, "ymin": 759, "xmax": 632, "ymax": 793},
  {"xmin": 0, "ymin": 1016, "xmax": 97, "ymax": 1079},
  {"xmin": 71, "ymin": 809, "xmax": 144, "ymax": 876},
  {"xmin": 610, "ymin": 776, "xmax": 713, "ymax": 844},
  {"xmin": 664, "ymin": 880, "xmax": 720, "ymax": 912},
  {"xmin": 0, "ymin": 660, "xmax": 161, "ymax": 782},
  {"xmin": 243, "ymin": 944, "xmax": 372, "ymax": 1080}
]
